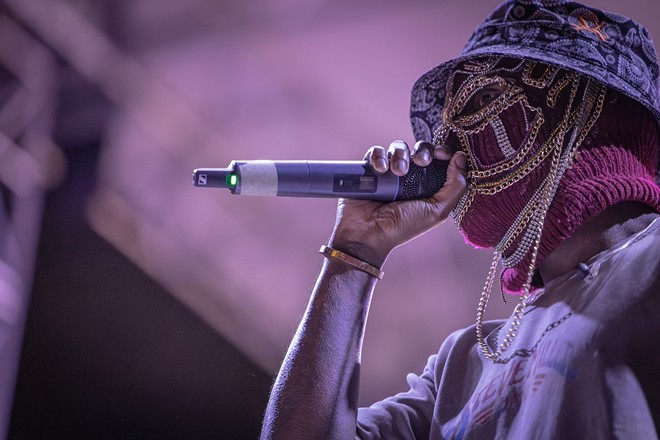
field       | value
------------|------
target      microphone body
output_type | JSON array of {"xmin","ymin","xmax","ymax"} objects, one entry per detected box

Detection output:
[{"xmin": 192, "ymin": 160, "xmax": 448, "ymax": 202}]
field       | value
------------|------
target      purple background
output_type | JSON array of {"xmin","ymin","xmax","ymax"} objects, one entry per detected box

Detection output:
[{"xmin": 4, "ymin": 0, "xmax": 659, "ymax": 438}]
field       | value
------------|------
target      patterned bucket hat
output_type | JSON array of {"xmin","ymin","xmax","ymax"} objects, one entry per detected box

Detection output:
[{"xmin": 410, "ymin": 0, "xmax": 660, "ymax": 181}]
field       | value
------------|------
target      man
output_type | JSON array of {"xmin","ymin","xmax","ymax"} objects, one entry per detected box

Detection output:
[{"xmin": 261, "ymin": 1, "xmax": 660, "ymax": 438}]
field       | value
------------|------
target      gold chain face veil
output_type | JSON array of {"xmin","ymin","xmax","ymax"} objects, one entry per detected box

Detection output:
[{"xmin": 433, "ymin": 56, "xmax": 606, "ymax": 362}]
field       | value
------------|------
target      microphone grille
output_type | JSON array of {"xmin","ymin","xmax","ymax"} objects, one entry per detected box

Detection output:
[{"xmin": 399, "ymin": 160, "xmax": 448, "ymax": 200}]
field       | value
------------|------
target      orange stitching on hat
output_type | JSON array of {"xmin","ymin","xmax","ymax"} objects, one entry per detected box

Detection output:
[{"xmin": 572, "ymin": 16, "xmax": 609, "ymax": 42}]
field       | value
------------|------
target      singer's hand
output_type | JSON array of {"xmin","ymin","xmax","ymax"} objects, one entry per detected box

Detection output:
[{"xmin": 329, "ymin": 140, "xmax": 467, "ymax": 268}]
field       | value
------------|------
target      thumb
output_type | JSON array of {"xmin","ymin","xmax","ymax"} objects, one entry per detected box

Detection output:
[{"xmin": 431, "ymin": 151, "xmax": 467, "ymax": 206}]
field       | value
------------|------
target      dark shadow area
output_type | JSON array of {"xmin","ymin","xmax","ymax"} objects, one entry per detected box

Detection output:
[{"xmin": 8, "ymin": 66, "xmax": 273, "ymax": 440}]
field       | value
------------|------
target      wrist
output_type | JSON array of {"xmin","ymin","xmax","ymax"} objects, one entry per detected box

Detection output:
[
  {"xmin": 319, "ymin": 246, "xmax": 385, "ymax": 280},
  {"xmin": 326, "ymin": 238, "xmax": 390, "ymax": 269}
]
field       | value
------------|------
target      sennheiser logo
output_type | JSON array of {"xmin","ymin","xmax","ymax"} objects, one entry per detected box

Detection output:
[{"xmin": 198, "ymin": 174, "xmax": 207, "ymax": 185}]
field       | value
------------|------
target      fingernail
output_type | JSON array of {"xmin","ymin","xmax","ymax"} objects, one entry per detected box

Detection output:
[
  {"xmin": 376, "ymin": 157, "xmax": 388, "ymax": 170},
  {"xmin": 434, "ymin": 145, "xmax": 451, "ymax": 159},
  {"xmin": 456, "ymin": 152, "xmax": 467, "ymax": 171},
  {"xmin": 394, "ymin": 160, "xmax": 407, "ymax": 172}
]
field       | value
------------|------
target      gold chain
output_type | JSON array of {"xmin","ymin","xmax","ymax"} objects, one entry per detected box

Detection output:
[
  {"xmin": 522, "ymin": 61, "xmax": 560, "ymax": 88},
  {"xmin": 433, "ymin": 60, "xmax": 608, "ymax": 363},
  {"xmin": 475, "ymin": 79, "xmax": 607, "ymax": 363},
  {"xmin": 476, "ymin": 144, "xmax": 560, "ymax": 362}
]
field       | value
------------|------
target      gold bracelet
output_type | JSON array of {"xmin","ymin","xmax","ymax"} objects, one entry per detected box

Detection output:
[{"xmin": 319, "ymin": 245, "xmax": 384, "ymax": 280}]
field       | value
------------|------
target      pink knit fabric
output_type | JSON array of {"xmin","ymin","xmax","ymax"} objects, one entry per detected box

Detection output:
[{"xmin": 501, "ymin": 94, "xmax": 660, "ymax": 294}]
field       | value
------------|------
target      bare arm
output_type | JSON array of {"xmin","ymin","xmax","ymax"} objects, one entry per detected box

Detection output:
[
  {"xmin": 260, "ymin": 141, "xmax": 467, "ymax": 440},
  {"xmin": 260, "ymin": 257, "xmax": 377, "ymax": 440}
]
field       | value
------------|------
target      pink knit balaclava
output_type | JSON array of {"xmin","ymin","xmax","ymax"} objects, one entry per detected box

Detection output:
[
  {"xmin": 435, "ymin": 56, "xmax": 660, "ymax": 294},
  {"xmin": 501, "ymin": 90, "xmax": 660, "ymax": 292}
]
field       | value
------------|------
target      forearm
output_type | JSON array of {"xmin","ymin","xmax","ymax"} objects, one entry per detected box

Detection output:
[
  {"xmin": 260, "ymin": 147, "xmax": 466, "ymax": 439},
  {"xmin": 260, "ymin": 259, "xmax": 378, "ymax": 440}
]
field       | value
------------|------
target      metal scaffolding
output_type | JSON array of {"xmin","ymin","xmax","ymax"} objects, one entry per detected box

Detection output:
[{"xmin": 0, "ymin": 9, "xmax": 57, "ymax": 438}]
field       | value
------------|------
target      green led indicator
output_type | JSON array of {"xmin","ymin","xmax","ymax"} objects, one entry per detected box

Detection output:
[{"xmin": 226, "ymin": 174, "xmax": 238, "ymax": 187}]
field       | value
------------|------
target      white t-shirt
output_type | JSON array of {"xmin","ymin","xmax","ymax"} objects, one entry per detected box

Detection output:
[{"xmin": 357, "ymin": 217, "xmax": 660, "ymax": 439}]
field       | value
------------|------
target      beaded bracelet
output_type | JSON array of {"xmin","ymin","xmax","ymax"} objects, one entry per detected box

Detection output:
[{"xmin": 319, "ymin": 245, "xmax": 384, "ymax": 280}]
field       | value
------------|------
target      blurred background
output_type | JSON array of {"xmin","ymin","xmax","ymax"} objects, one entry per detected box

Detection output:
[{"xmin": 0, "ymin": 0, "xmax": 658, "ymax": 438}]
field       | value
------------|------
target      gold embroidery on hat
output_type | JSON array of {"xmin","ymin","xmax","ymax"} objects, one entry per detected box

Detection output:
[{"xmin": 573, "ymin": 16, "xmax": 609, "ymax": 42}]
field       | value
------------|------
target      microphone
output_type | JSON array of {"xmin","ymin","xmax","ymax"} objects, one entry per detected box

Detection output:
[{"xmin": 192, "ymin": 159, "xmax": 448, "ymax": 202}]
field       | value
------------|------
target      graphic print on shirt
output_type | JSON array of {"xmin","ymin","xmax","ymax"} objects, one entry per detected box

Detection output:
[{"xmin": 442, "ymin": 336, "xmax": 580, "ymax": 439}]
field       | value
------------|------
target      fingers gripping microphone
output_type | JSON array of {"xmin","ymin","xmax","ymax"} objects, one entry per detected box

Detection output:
[{"xmin": 192, "ymin": 160, "xmax": 448, "ymax": 202}]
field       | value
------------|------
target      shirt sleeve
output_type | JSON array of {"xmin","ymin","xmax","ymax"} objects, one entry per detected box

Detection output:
[{"xmin": 355, "ymin": 330, "xmax": 460, "ymax": 440}]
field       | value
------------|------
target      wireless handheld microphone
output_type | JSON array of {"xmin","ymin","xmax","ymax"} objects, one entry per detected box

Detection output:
[{"xmin": 192, "ymin": 159, "xmax": 448, "ymax": 202}]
